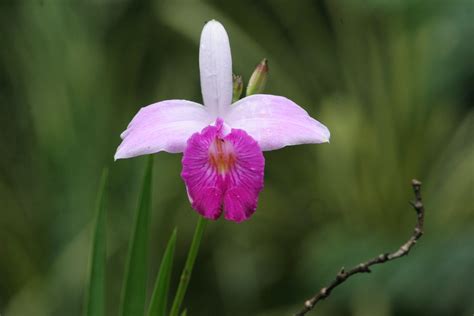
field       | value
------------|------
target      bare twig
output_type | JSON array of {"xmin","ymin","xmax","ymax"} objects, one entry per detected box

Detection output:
[{"xmin": 294, "ymin": 179, "xmax": 425, "ymax": 316}]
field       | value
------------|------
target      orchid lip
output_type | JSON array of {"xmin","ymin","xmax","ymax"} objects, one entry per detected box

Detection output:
[{"xmin": 181, "ymin": 119, "xmax": 265, "ymax": 222}]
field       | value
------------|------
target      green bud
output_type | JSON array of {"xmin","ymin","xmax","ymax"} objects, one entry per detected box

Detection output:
[
  {"xmin": 246, "ymin": 58, "xmax": 268, "ymax": 96},
  {"xmin": 232, "ymin": 74, "xmax": 243, "ymax": 102}
]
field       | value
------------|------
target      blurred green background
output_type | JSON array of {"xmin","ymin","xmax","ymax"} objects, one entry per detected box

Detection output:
[{"xmin": 1, "ymin": 0, "xmax": 473, "ymax": 315}]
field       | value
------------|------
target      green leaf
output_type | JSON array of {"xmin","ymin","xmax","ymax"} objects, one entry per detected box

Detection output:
[
  {"xmin": 120, "ymin": 156, "xmax": 154, "ymax": 316},
  {"xmin": 180, "ymin": 309, "xmax": 187, "ymax": 316},
  {"xmin": 170, "ymin": 216, "xmax": 207, "ymax": 316},
  {"xmin": 147, "ymin": 228, "xmax": 178, "ymax": 316},
  {"xmin": 85, "ymin": 168, "xmax": 109, "ymax": 316}
]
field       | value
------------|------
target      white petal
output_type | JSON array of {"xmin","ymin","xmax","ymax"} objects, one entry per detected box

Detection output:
[
  {"xmin": 115, "ymin": 100, "xmax": 212, "ymax": 159},
  {"xmin": 224, "ymin": 94, "xmax": 330, "ymax": 151},
  {"xmin": 199, "ymin": 20, "xmax": 233, "ymax": 117}
]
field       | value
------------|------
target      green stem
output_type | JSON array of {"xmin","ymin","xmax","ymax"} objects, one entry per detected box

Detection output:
[{"xmin": 169, "ymin": 216, "xmax": 207, "ymax": 316}]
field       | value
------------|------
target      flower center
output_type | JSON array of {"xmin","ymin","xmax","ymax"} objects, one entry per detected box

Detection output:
[{"xmin": 208, "ymin": 138, "xmax": 236, "ymax": 175}]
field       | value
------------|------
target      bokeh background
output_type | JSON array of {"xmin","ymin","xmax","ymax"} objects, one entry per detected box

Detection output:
[{"xmin": 1, "ymin": 0, "xmax": 473, "ymax": 315}]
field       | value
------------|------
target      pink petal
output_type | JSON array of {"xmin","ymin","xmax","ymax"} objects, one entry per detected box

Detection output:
[
  {"xmin": 115, "ymin": 100, "xmax": 212, "ymax": 159},
  {"xmin": 181, "ymin": 119, "xmax": 265, "ymax": 222},
  {"xmin": 199, "ymin": 20, "xmax": 233, "ymax": 117},
  {"xmin": 224, "ymin": 94, "xmax": 330, "ymax": 151}
]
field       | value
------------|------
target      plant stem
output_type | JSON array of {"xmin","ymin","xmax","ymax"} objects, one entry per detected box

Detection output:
[{"xmin": 169, "ymin": 216, "xmax": 207, "ymax": 316}]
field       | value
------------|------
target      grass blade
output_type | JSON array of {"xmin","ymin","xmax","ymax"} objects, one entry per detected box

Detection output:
[
  {"xmin": 120, "ymin": 156, "xmax": 154, "ymax": 316},
  {"xmin": 85, "ymin": 168, "xmax": 109, "ymax": 316},
  {"xmin": 170, "ymin": 216, "xmax": 207, "ymax": 316},
  {"xmin": 147, "ymin": 228, "xmax": 178, "ymax": 316}
]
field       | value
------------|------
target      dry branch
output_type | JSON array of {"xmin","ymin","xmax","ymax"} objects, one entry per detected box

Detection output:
[{"xmin": 294, "ymin": 179, "xmax": 425, "ymax": 316}]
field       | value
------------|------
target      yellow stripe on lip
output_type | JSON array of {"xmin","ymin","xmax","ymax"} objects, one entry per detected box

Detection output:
[{"xmin": 208, "ymin": 138, "xmax": 236, "ymax": 174}]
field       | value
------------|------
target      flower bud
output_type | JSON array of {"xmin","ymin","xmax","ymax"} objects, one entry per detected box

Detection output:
[
  {"xmin": 246, "ymin": 58, "xmax": 268, "ymax": 96},
  {"xmin": 232, "ymin": 74, "xmax": 243, "ymax": 102}
]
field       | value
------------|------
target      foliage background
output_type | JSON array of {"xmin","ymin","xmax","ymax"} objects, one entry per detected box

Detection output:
[{"xmin": 1, "ymin": 0, "xmax": 473, "ymax": 315}]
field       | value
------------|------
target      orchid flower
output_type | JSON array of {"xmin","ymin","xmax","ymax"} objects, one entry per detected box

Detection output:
[{"xmin": 115, "ymin": 20, "xmax": 330, "ymax": 222}]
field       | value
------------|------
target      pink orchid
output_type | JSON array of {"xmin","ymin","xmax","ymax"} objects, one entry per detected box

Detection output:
[{"xmin": 115, "ymin": 20, "xmax": 330, "ymax": 222}]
